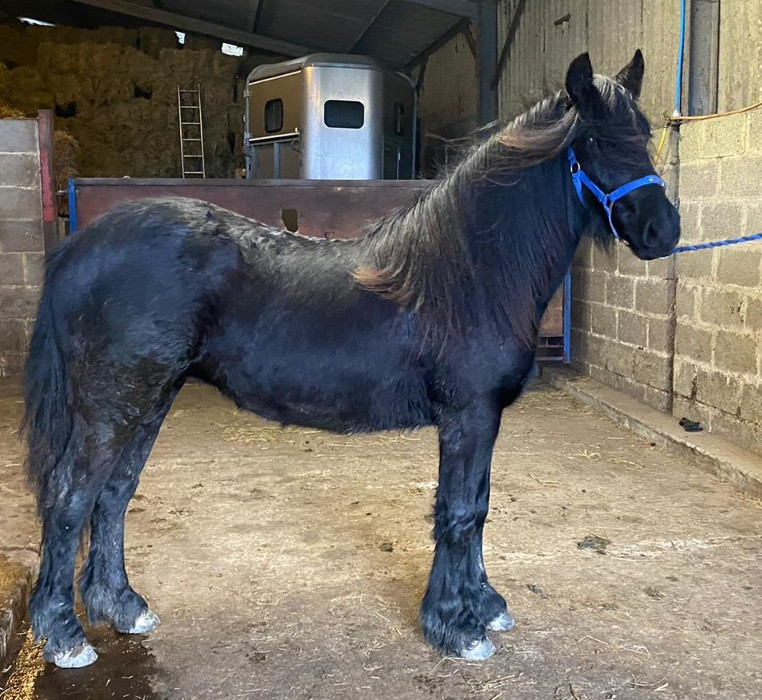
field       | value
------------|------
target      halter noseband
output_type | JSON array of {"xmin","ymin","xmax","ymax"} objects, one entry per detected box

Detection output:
[{"xmin": 567, "ymin": 146, "xmax": 666, "ymax": 241}]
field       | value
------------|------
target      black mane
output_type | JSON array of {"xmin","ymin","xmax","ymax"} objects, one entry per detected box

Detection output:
[
  {"xmin": 354, "ymin": 90, "xmax": 578, "ymax": 347},
  {"xmin": 354, "ymin": 75, "xmax": 646, "ymax": 348}
]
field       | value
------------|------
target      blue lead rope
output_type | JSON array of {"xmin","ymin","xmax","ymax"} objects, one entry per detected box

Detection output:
[
  {"xmin": 567, "ymin": 147, "xmax": 761, "ymax": 255},
  {"xmin": 673, "ymin": 232, "xmax": 762, "ymax": 254}
]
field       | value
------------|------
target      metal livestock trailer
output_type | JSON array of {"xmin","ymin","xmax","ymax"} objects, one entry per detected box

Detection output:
[{"xmin": 245, "ymin": 54, "xmax": 416, "ymax": 180}]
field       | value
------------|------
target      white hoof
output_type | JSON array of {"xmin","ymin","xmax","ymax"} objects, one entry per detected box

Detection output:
[
  {"xmin": 487, "ymin": 611, "xmax": 515, "ymax": 632},
  {"xmin": 127, "ymin": 608, "xmax": 161, "ymax": 634},
  {"xmin": 459, "ymin": 636, "xmax": 496, "ymax": 661},
  {"xmin": 50, "ymin": 642, "xmax": 98, "ymax": 668}
]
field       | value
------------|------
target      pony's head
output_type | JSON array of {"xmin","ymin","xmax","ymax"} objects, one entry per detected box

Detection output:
[{"xmin": 565, "ymin": 50, "xmax": 680, "ymax": 260}]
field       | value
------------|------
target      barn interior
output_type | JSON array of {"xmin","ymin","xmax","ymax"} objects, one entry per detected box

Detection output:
[
  {"xmin": 1, "ymin": 1, "xmax": 762, "ymax": 698},
  {"xmin": 0, "ymin": 0, "xmax": 492, "ymax": 179}
]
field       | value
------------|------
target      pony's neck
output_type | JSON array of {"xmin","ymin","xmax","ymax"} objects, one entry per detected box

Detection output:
[{"xmin": 435, "ymin": 141, "xmax": 589, "ymax": 343}]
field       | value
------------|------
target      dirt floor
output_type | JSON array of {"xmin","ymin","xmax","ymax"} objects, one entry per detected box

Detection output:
[{"xmin": 1, "ymin": 378, "xmax": 761, "ymax": 700}]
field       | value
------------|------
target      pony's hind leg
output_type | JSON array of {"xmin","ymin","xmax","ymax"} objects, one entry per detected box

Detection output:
[
  {"xmin": 79, "ymin": 387, "xmax": 179, "ymax": 635},
  {"xmin": 421, "ymin": 401, "xmax": 502, "ymax": 661},
  {"xmin": 29, "ymin": 433, "xmax": 121, "ymax": 668}
]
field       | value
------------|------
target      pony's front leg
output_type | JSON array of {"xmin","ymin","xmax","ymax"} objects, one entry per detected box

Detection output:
[
  {"xmin": 421, "ymin": 401, "xmax": 504, "ymax": 660},
  {"xmin": 471, "ymin": 488, "xmax": 515, "ymax": 633}
]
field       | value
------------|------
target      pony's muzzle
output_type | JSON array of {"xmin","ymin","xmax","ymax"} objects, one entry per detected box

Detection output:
[
  {"xmin": 614, "ymin": 190, "xmax": 680, "ymax": 260},
  {"xmin": 638, "ymin": 207, "xmax": 680, "ymax": 259}
]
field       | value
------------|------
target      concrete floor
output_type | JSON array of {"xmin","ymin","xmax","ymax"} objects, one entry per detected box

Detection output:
[{"xmin": 1, "ymin": 379, "xmax": 761, "ymax": 699}]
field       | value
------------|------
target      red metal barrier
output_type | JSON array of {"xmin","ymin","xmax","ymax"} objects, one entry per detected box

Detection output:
[
  {"xmin": 70, "ymin": 178, "xmax": 429, "ymax": 239},
  {"xmin": 68, "ymin": 177, "xmax": 564, "ymax": 344},
  {"xmin": 37, "ymin": 110, "xmax": 58, "ymax": 251}
]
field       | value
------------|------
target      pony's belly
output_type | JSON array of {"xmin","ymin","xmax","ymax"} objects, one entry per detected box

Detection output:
[
  {"xmin": 213, "ymin": 360, "xmax": 433, "ymax": 433},
  {"xmin": 232, "ymin": 383, "xmax": 432, "ymax": 433}
]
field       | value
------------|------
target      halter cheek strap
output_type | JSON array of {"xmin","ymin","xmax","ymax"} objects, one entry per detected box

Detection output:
[{"xmin": 567, "ymin": 147, "xmax": 666, "ymax": 241}]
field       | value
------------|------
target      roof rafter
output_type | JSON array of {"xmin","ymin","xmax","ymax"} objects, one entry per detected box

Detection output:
[
  {"xmin": 349, "ymin": 0, "xmax": 393, "ymax": 52},
  {"xmin": 252, "ymin": 0, "xmax": 265, "ymax": 32},
  {"xmin": 68, "ymin": 0, "xmax": 313, "ymax": 56},
  {"xmin": 404, "ymin": 18, "xmax": 469, "ymax": 70}
]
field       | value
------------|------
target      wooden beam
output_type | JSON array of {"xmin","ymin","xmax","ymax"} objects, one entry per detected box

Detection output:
[
  {"xmin": 463, "ymin": 23, "xmax": 476, "ymax": 58},
  {"xmin": 477, "ymin": 0, "xmax": 497, "ymax": 123},
  {"xmin": 415, "ymin": 57, "xmax": 428, "ymax": 93},
  {"xmin": 405, "ymin": 18, "xmax": 469, "ymax": 70},
  {"xmin": 399, "ymin": 0, "xmax": 479, "ymax": 21},
  {"xmin": 68, "ymin": 0, "xmax": 312, "ymax": 56},
  {"xmin": 492, "ymin": 0, "xmax": 526, "ymax": 90},
  {"xmin": 687, "ymin": 0, "xmax": 720, "ymax": 115}
]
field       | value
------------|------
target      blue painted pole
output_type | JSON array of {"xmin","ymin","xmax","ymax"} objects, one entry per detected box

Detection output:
[
  {"xmin": 673, "ymin": 0, "xmax": 687, "ymax": 116},
  {"xmin": 67, "ymin": 178, "xmax": 77, "ymax": 234}
]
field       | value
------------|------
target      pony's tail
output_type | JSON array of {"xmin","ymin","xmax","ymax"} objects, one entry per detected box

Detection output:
[{"xmin": 22, "ymin": 251, "xmax": 72, "ymax": 514}]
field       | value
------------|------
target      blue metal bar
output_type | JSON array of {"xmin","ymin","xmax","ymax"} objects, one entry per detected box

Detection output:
[{"xmin": 67, "ymin": 178, "xmax": 77, "ymax": 234}]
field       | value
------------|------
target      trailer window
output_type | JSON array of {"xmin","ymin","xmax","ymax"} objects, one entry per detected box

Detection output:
[
  {"xmin": 264, "ymin": 99, "xmax": 283, "ymax": 133},
  {"xmin": 394, "ymin": 103, "xmax": 405, "ymax": 136},
  {"xmin": 324, "ymin": 100, "xmax": 364, "ymax": 129}
]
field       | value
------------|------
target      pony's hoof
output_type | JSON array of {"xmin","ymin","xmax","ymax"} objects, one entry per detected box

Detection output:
[
  {"xmin": 126, "ymin": 608, "xmax": 161, "ymax": 634},
  {"xmin": 487, "ymin": 611, "xmax": 515, "ymax": 632},
  {"xmin": 458, "ymin": 636, "xmax": 496, "ymax": 661},
  {"xmin": 48, "ymin": 642, "xmax": 98, "ymax": 668}
]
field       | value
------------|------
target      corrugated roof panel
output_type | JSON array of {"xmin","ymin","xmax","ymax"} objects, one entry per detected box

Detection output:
[
  {"xmin": 26, "ymin": 0, "xmax": 472, "ymax": 69},
  {"xmin": 353, "ymin": 0, "xmax": 461, "ymax": 66},
  {"xmin": 258, "ymin": 0, "xmax": 386, "ymax": 53},
  {"xmin": 160, "ymin": 0, "xmax": 256, "ymax": 32}
]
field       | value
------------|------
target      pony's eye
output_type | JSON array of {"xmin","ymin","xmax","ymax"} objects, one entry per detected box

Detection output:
[{"xmin": 587, "ymin": 136, "xmax": 595, "ymax": 146}]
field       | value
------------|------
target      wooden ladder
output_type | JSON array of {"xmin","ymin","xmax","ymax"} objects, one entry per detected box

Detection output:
[{"xmin": 177, "ymin": 85, "xmax": 206, "ymax": 178}]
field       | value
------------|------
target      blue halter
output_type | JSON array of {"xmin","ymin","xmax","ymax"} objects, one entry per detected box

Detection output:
[{"xmin": 567, "ymin": 146, "xmax": 666, "ymax": 240}]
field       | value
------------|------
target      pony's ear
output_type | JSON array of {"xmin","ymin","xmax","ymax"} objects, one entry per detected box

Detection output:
[
  {"xmin": 565, "ymin": 52, "xmax": 597, "ymax": 113},
  {"xmin": 615, "ymin": 49, "xmax": 645, "ymax": 99}
]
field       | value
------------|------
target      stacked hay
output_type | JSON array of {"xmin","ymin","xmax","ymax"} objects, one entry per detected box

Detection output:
[
  {"xmin": 0, "ymin": 102, "xmax": 24, "ymax": 118},
  {"xmin": 53, "ymin": 129, "xmax": 80, "ymax": 215},
  {"xmin": 0, "ymin": 21, "xmax": 272, "ymax": 178}
]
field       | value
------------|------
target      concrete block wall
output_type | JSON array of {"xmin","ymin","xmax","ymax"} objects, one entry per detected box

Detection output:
[
  {"xmin": 673, "ymin": 114, "xmax": 762, "ymax": 454},
  {"xmin": 0, "ymin": 118, "xmax": 45, "ymax": 376},
  {"xmin": 571, "ymin": 241, "xmax": 676, "ymax": 412},
  {"xmin": 718, "ymin": 1, "xmax": 762, "ymax": 112}
]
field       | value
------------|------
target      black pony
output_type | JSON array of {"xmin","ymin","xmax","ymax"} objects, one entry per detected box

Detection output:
[{"xmin": 23, "ymin": 52, "xmax": 679, "ymax": 668}]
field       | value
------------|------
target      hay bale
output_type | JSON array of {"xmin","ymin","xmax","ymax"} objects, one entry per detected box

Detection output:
[
  {"xmin": 0, "ymin": 101, "xmax": 24, "ymax": 118},
  {"xmin": 0, "ymin": 23, "xmax": 39, "ymax": 67},
  {"xmin": 53, "ymin": 129, "xmax": 80, "ymax": 214},
  {"xmin": 53, "ymin": 129, "xmax": 79, "ymax": 188}
]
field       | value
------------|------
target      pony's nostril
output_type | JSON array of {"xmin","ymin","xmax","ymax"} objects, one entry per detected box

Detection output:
[{"xmin": 642, "ymin": 219, "xmax": 660, "ymax": 248}]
